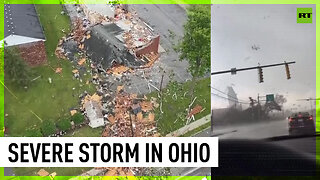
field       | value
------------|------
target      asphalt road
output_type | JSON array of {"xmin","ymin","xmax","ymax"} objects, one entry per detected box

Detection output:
[{"xmin": 213, "ymin": 118, "xmax": 289, "ymax": 139}]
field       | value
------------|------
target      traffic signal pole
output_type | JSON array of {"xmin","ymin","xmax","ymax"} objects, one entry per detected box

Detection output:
[{"xmin": 211, "ymin": 61, "xmax": 296, "ymax": 75}]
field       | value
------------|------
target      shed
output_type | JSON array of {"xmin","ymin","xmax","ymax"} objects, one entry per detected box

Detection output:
[{"xmin": 84, "ymin": 100, "xmax": 105, "ymax": 128}]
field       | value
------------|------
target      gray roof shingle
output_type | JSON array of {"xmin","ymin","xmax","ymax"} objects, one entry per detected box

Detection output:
[{"xmin": 4, "ymin": 4, "xmax": 45, "ymax": 39}]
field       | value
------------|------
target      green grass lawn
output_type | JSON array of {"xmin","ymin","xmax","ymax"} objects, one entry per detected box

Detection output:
[
  {"xmin": 5, "ymin": 4, "xmax": 97, "ymax": 176},
  {"xmin": 65, "ymin": 126, "xmax": 104, "ymax": 137},
  {"xmin": 148, "ymin": 77, "xmax": 210, "ymax": 135},
  {"xmin": 4, "ymin": 4, "xmax": 94, "ymax": 137}
]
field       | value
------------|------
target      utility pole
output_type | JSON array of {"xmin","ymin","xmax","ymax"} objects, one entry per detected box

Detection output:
[{"xmin": 257, "ymin": 94, "xmax": 260, "ymax": 121}]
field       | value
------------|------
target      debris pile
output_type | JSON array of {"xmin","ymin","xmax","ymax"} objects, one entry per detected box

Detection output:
[
  {"xmin": 55, "ymin": 4, "xmax": 162, "ymax": 75},
  {"xmin": 55, "ymin": 18, "xmax": 91, "ymax": 61},
  {"xmin": 106, "ymin": 64, "xmax": 132, "ymax": 75},
  {"xmin": 102, "ymin": 90, "xmax": 159, "ymax": 137},
  {"xmin": 79, "ymin": 4, "xmax": 108, "ymax": 25},
  {"xmin": 141, "ymin": 52, "xmax": 160, "ymax": 68},
  {"xmin": 80, "ymin": 4, "xmax": 160, "ymax": 69},
  {"xmin": 113, "ymin": 5, "xmax": 159, "ymax": 58},
  {"xmin": 71, "ymin": 18, "xmax": 90, "ymax": 46}
]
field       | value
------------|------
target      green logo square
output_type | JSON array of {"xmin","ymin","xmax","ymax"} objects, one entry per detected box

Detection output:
[{"xmin": 297, "ymin": 8, "xmax": 312, "ymax": 23}]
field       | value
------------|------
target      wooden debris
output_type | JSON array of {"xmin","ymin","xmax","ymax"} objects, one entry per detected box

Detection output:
[
  {"xmin": 117, "ymin": 85, "xmax": 124, "ymax": 93},
  {"xmin": 130, "ymin": 93, "xmax": 137, "ymax": 99},
  {"xmin": 55, "ymin": 67, "xmax": 62, "ymax": 74},
  {"xmin": 140, "ymin": 101, "xmax": 153, "ymax": 112},
  {"xmin": 108, "ymin": 114, "xmax": 115, "ymax": 124},
  {"xmin": 91, "ymin": 93, "xmax": 102, "ymax": 103},
  {"xmin": 107, "ymin": 65, "xmax": 130, "ymax": 75},
  {"xmin": 141, "ymin": 52, "xmax": 160, "ymax": 68},
  {"xmin": 136, "ymin": 112, "xmax": 143, "ymax": 122},
  {"xmin": 78, "ymin": 58, "xmax": 86, "ymax": 65},
  {"xmin": 72, "ymin": 69, "xmax": 79, "ymax": 74},
  {"xmin": 37, "ymin": 169, "xmax": 49, "ymax": 176},
  {"xmin": 70, "ymin": 110, "xmax": 77, "ymax": 116},
  {"xmin": 188, "ymin": 104, "xmax": 203, "ymax": 118},
  {"xmin": 148, "ymin": 113, "xmax": 155, "ymax": 122}
]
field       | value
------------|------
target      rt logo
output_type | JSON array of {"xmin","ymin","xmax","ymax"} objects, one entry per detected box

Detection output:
[{"xmin": 297, "ymin": 8, "xmax": 312, "ymax": 23}]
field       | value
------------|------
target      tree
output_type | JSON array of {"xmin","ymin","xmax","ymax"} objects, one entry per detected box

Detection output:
[
  {"xmin": 175, "ymin": 5, "xmax": 210, "ymax": 96},
  {"xmin": 71, "ymin": 113, "xmax": 85, "ymax": 125},
  {"xmin": 275, "ymin": 94, "xmax": 287, "ymax": 106},
  {"xmin": 56, "ymin": 118, "xmax": 71, "ymax": 131},
  {"xmin": 4, "ymin": 47, "xmax": 32, "ymax": 86},
  {"xmin": 176, "ymin": 5, "xmax": 210, "ymax": 77},
  {"xmin": 41, "ymin": 120, "xmax": 56, "ymax": 136}
]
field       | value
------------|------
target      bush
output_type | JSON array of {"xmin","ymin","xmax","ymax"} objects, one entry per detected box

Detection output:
[
  {"xmin": 56, "ymin": 118, "xmax": 71, "ymax": 131},
  {"xmin": 4, "ymin": 47, "xmax": 32, "ymax": 86},
  {"xmin": 71, "ymin": 113, "xmax": 85, "ymax": 125},
  {"xmin": 25, "ymin": 128, "xmax": 43, "ymax": 137},
  {"xmin": 41, "ymin": 120, "xmax": 56, "ymax": 136}
]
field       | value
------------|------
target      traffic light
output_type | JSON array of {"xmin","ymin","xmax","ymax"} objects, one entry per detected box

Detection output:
[
  {"xmin": 285, "ymin": 63, "xmax": 291, "ymax": 79},
  {"xmin": 258, "ymin": 67, "xmax": 263, "ymax": 83}
]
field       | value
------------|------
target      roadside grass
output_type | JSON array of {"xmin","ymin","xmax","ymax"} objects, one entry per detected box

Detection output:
[
  {"xmin": 4, "ymin": 4, "xmax": 94, "ymax": 137},
  {"xmin": 180, "ymin": 121, "xmax": 211, "ymax": 137},
  {"xmin": 148, "ymin": 77, "xmax": 210, "ymax": 135}
]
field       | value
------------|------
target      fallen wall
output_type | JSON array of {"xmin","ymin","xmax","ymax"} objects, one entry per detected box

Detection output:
[{"xmin": 135, "ymin": 35, "xmax": 160, "ymax": 57}]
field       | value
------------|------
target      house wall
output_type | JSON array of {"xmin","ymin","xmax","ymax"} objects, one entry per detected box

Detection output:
[
  {"xmin": 1, "ymin": 34, "xmax": 45, "ymax": 47},
  {"xmin": 18, "ymin": 41, "xmax": 47, "ymax": 66},
  {"xmin": 135, "ymin": 35, "xmax": 160, "ymax": 57}
]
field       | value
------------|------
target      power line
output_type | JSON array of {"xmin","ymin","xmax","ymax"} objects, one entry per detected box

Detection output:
[
  {"xmin": 210, "ymin": 86, "xmax": 250, "ymax": 104},
  {"xmin": 211, "ymin": 92, "xmax": 250, "ymax": 105}
]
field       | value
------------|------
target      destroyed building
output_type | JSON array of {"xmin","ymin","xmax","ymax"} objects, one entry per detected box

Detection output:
[
  {"xmin": 60, "ymin": 4, "xmax": 161, "ymax": 70},
  {"xmin": 82, "ymin": 94, "xmax": 105, "ymax": 128},
  {"xmin": 84, "ymin": 23, "xmax": 142, "ymax": 68},
  {"xmin": 84, "ymin": 100, "xmax": 105, "ymax": 128}
]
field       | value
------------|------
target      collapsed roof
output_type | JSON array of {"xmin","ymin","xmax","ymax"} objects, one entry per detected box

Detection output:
[
  {"xmin": 84, "ymin": 100, "xmax": 105, "ymax": 128},
  {"xmin": 84, "ymin": 23, "xmax": 143, "ymax": 68}
]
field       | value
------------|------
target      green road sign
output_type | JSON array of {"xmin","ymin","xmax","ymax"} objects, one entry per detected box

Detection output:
[{"xmin": 266, "ymin": 94, "xmax": 274, "ymax": 102}]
